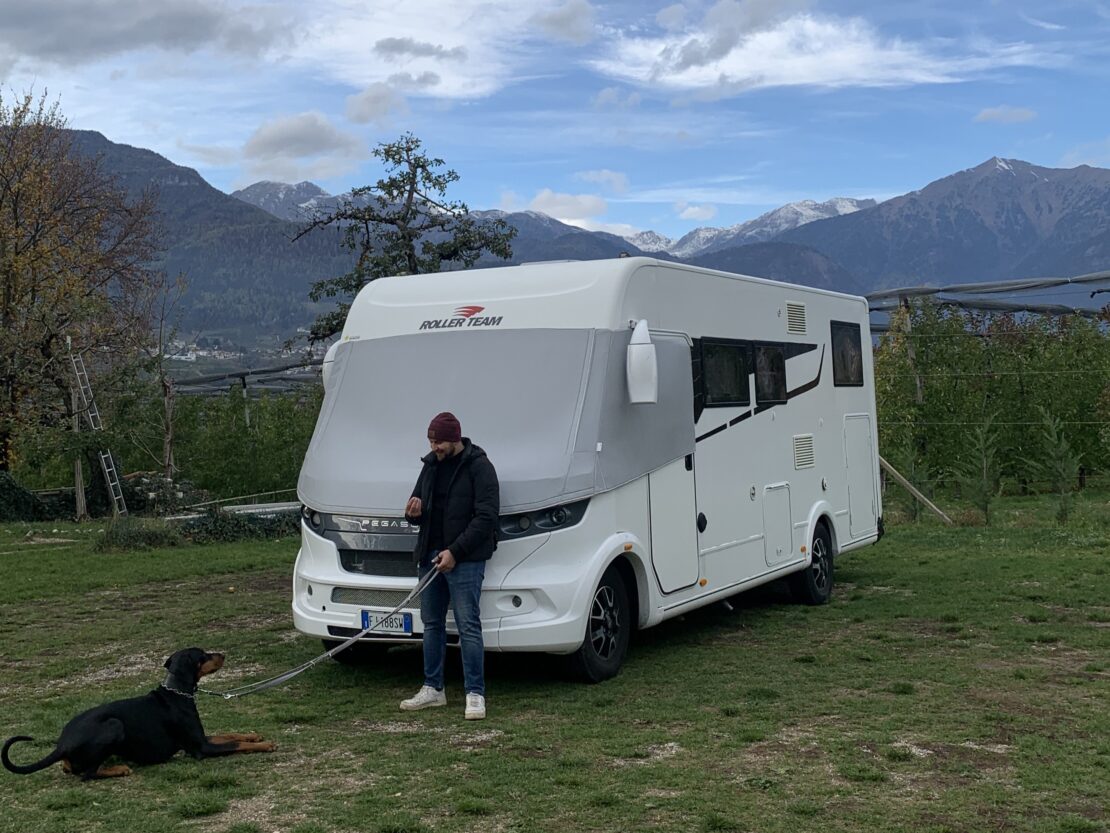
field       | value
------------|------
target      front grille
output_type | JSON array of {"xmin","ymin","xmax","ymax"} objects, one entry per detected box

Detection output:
[
  {"xmin": 332, "ymin": 587, "xmax": 412, "ymax": 607},
  {"xmin": 338, "ymin": 549, "xmax": 414, "ymax": 577},
  {"xmin": 330, "ymin": 586, "xmax": 454, "ymax": 612}
]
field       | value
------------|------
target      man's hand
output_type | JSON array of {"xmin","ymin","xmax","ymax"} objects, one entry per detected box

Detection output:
[
  {"xmin": 434, "ymin": 549, "xmax": 456, "ymax": 573},
  {"xmin": 405, "ymin": 497, "xmax": 422, "ymax": 518}
]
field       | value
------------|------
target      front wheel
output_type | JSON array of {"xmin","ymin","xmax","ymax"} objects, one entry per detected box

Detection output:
[
  {"xmin": 569, "ymin": 565, "xmax": 631, "ymax": 683},
  {"xmin": 789, "ymin": 524, "xmax": 834, "ymax": 605}
]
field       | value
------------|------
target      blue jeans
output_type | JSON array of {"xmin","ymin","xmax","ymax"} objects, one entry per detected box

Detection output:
[{"xmin": 419, "ymin": 552, "xmax": 486, "ymax": 696}]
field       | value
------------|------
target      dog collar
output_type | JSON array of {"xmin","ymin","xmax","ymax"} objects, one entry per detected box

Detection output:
[{"xmin": 160, "ymin": 682, "xmax": 196, "ymax": 700}]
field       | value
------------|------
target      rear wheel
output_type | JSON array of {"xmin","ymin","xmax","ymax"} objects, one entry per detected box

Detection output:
[
  {"xmin": 322, "ymin": 639, "xmax": 390, "ymax": 665},
  {"xmin": 569, "ymin": 565, "xmax": 631, "ymax": 683},
  {"xmin": 789, "ymin": 523, "xmax": 833, "ymax": 605}
]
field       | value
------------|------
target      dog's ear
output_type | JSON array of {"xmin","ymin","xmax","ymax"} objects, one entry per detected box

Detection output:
[{"xmin": 164, "ymin": 655, "xmax": 173, "ymax": 669}]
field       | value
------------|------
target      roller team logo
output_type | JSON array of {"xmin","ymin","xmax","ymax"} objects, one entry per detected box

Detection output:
[{"xmin": 419, "ymin": 304, "xmax": 503, "ymax": 330}]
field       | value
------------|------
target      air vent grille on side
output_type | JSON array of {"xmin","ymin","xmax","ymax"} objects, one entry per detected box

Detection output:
[
  {"xmin": 786, "ymin": 302, "xmax": 806, "ymax": 334},
  {"xmin": 793, "ymin": 434, "xmax": 815, "ymax": 469}
]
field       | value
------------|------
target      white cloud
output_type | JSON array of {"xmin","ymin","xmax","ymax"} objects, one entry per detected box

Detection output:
[
  {"xmin": 301, "ymin": 1, "xmax": 540, "ymax": 99},
  {"xmin": 241, "ymin": 111, "xmax": 366, "ymax": 182},
  {"xmin": 575, "ymin": 169, "xmax": 629, "ymax": 193},
  {"xmin": 499, "ymin": 190, "xmax": 525, "ymax": 212},
  {"xmin": 531, "ymin": 0, "xmax": 598, "ymax": 45},
  {"xmin": 373, "ymin": 37, "xmax": 467, "ymax": 61},
  {"xmin": 674, "ymin": 200, "xmax": 717, "ymax": 221},
  {"xmin": 592, "ymin": 86, "xmax": 642, "ymax": 110},
  {"xmin": 1018, "ymin": 12, "xmax": 1065, "ymax": 31},
  {"xmin": 656, "ymin": 4, "xmax": 688, "ymax": 32},
  {"xmin": 388, "ymin": 71, "xmax": 441, "ymax": 91},
  {"xmin": 664, "ymin": 0, "xmax": 809, "ymax": 73},
  {"xmin": 572, "ymin": 219, "xmax": 642, "ymax": 236},
  {"xmin": 346, "ymin": 83, "xmax": 409, "ymax": 125},
  {"xmin": 0, "ymin": 0, "xmax": 293, "ymax": 67},
  {"xmin": 974, "ymin": 105, "xmax": 1037, "ymax": 124},
  {"xmin": 528, "ymin": 189, "xmax": 608, "ymax": 223},
  {"xmin": 591, "ymin": 12, "xmax": 1057, "ymax": 95}
]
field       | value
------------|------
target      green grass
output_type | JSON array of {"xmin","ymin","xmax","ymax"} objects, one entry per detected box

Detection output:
[{"xmin": 1, "ymin": 489, "xmax": 1108, "ymax": 833}]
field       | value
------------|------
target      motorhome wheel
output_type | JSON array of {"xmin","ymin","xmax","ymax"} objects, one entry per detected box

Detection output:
[
  {"xmin": 789, "ymin": 523, "xmax": 833, "ymax": 606},
  {"xmin": 569, "ymin": 565, "xmax": 631, "ymax": 683}
]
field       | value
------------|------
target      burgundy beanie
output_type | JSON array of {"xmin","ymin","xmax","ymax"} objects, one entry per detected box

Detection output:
[{"xmin": 427, "ymin": 411, "xmax": 462, "ymax": 442}]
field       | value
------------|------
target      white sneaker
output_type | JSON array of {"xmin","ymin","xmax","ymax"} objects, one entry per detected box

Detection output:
[
  {"xmin": 400, "ymin": 685, "xmax": 446, "ymax": 711},
  {"xmin": 465, "ymin": 693, "xmax": 486, "ymax": 720}
]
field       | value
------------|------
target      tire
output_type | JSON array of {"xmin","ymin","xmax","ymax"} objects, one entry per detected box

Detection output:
[
  {"xmin": 569, "ymin": 565, "xmax": 631, "ymax": 683},
  {"xmin": 322, "ymin": 639, "xmax": 389, "ymax": 665},
  {"xmin": 789, "ymin": 523, "xmax": 834, "ymax": 605}
]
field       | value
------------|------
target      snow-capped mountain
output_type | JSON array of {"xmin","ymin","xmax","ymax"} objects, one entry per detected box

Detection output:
[
  {"xmin": 632, "ymin": 197, "xmax": 877, "ymax": 259},
  {"xmin": 625, "ymin": 230, "xmax": 673, "ymax": 253},
  {"xmin": 230, "ymin": 180, "xmax": 332, "ymax": 221}
]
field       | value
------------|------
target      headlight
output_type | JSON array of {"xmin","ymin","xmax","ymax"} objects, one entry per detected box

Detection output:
[
  {"xmin": 301, "ymin": 504, "xmax": 323, "ymax": 532},
  {"xmin": 498, "ymin": 499, "xmax": 589, "ymax": 540}
]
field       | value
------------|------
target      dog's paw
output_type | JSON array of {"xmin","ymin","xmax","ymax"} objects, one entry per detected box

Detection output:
[
  {"xmin": 259, "ymin": 742, "xmax": 277, "ymax": 753},
  {"xmin": 241, "ymin": 733, "xmax": 262, "ymax": 742}
]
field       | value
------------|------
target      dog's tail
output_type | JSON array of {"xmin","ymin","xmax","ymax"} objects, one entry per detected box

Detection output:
[{"xmin": 2, "ymin": 736, "xmax": 63, "ymax": 775}]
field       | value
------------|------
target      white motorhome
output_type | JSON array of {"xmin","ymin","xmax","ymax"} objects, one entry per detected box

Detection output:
[{"xmin": 293, "ymin": 257, "xmax": 882, "ymax": 681}]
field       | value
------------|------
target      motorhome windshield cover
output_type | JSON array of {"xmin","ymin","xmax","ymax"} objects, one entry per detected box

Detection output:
[{"xmin": 297, "ymin": 328, "xmax": 694, "ymax": 515}]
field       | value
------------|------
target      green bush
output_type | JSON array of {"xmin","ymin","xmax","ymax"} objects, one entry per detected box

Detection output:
[
  {"xmin": 0, "ymin": 472, "xmax": 49, "ymax": 522},
  {"xmin": 94, "ymin": 518, "xmax": 185, "ymax": 552},
  {"xmin": 181, "ymin": 508, "xmax": 299, "ymax": 544}
]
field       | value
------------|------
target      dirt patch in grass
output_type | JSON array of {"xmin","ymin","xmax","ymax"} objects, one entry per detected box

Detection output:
[
  {"xmin": 193, "ymin": 793, "xmax": 308, "ymax": 832},
  {"xmin": 450, "ymin": 728, "xmax": 505, "ymax": 752},
  {"xmin": 740, "ymin": 724, "xmax": 824, "ymax": 766}
]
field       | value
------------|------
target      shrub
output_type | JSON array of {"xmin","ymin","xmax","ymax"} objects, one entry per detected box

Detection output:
[
  {"xmin": 0, "ymin": 472, "xmax": 49, "ymax": 522},
  {"xmin": 94, "ymin": 518, "xmax": 184, "ymax": 552},
  {"xmin": 181, "ymin": 507, "xmax": 299, "ymax": 544},
  {"xmin": 951, "ymin": 413, "xmax": 1001, "ymax": 524},
  {"xmin": 1025, "ymin": 407, "xmax": 1083, "ymax": 525}
]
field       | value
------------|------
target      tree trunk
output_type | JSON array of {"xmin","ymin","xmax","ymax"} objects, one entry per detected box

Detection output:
[
  {"xmin": 73, "ymin": 386, "xmax": 88, "ymax": 520},
  {"xmin": 162, "ymin": 376, "xmax": 176, "ymax": 478}
]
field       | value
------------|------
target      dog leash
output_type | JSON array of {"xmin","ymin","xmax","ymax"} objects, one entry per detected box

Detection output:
[{"xmin": 198, "ymin": 568, "xmax": 440, "ymax": 700}]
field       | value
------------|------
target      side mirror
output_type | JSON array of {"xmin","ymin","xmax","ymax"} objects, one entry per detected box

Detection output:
[
  {"xmin": 626, "ymin": 319, "xmax": 658, "ymax": 404},
  {"xmin": 321, "ymin": 341, "xmax": 340, "ymax": 391}
]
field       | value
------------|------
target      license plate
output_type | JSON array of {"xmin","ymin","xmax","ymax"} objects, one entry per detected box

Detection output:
[{"xmin": 361, "ymin": 610, "xmax": 413, "ymax": 634}]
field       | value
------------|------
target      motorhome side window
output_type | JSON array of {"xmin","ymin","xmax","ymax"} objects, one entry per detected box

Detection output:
[
  {"xmin": 701, "ymin": 340, "xmax": 750, "ymax": 407},
  {"xmin": 754, "ymin": 344, "xmax": 787, "ymax": 404},
  {"xmin": 831, "ymin": 321, "xmax": 864, "ymax": 386}
]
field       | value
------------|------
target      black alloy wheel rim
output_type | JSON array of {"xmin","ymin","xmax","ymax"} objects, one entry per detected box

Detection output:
[
  {"xmin": 588, "ymin": 584, "xmax": 621, "ymax": 660},
  {"xmin": 811, "ymin": 536, "xmax": 830, "ymax": 590}
]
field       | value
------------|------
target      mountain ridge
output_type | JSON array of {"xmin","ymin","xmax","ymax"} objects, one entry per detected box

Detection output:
[{"xmin": 70, "ymin": 131, "xmax": 1110, "ymax": 338}]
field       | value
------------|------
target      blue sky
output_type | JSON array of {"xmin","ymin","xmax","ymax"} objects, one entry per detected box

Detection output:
[{"xmin": 2, "ymin": 0, "xmax": 1109, "ymax": 240}]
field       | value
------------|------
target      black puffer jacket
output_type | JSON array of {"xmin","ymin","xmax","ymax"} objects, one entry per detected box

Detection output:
[{"xmin": 405, "ymin": 439, "xmax": 499, "ymax": 564}]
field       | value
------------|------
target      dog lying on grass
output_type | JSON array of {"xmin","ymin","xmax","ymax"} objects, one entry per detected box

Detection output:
[{"xmin": 2, "ymin": 647, "xmax": 275, "ymax": 780}]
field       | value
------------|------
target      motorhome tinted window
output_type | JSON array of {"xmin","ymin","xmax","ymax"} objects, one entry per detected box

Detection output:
[
  {"xmin": 691, "ymin": 339, "xmax": 706, "ymax": 421},
  {"xmin": 702, "ymin": 341, "xmax": 750, "ymax": 406},
  {"xmin": 755, "ymin": 345, "xmax": 787, "ymax": 404},
  {"xmin": 831, "ymin": 321, "xmax": 864, "ymax": 386}
]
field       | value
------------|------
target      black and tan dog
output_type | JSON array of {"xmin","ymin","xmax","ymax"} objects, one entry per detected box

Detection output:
[{"xmin": 2, "ymin": 647, "xmax": 275, "ymax": 780}]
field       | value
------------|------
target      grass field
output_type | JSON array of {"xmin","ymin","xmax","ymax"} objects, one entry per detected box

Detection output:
[{"xmin": 0, "ymin": 491, "xmax": 1107, "ymax": 833}]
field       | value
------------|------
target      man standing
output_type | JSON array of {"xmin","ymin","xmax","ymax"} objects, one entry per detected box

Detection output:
[{"xmin": 400, "ymin": 411, "xmax": 499, "ymax": 720}]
